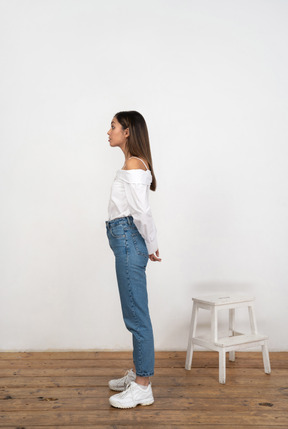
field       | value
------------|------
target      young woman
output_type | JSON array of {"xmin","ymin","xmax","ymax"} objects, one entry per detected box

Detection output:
[{"xmin": 106, "ymin": 111, "xmax": 161, "ymax": 409}]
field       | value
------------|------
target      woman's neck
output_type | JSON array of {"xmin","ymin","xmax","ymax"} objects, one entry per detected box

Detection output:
[{"xmin": 122, "ymin": 148, "xmax": 131, "ymax": 163}]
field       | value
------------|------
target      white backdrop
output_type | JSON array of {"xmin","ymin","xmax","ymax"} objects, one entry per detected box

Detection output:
[{"xmin": 0, "ymin": 0, "xmax": 287, "ymax": 351}]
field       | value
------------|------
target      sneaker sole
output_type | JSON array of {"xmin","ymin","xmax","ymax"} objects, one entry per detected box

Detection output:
[{"xmin": 109, "ymin": 399, "xmax": 154, "ymax": 409}]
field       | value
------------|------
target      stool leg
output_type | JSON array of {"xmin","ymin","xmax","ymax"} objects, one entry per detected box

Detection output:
[
  {"xmin": 248, "ymin": 303, "xmax": 258, "ymax": 334},
  {"xmin": 229, "ymin": 308, "xmax": 235, "ymax": 362},
  {"xmin": 211, "ymin": 307, "xmax": 218, "ymax": 342},
  {"xmin": 185, "ymin": 303, "xmax": 198, "ymax": 370},
  {"xmin": 219, "ymin": 350, "xmax": 226, "ymax": 384},
  {"xmin": 262, "ymin": 340, "xmax": 271, "ymax": 374}
]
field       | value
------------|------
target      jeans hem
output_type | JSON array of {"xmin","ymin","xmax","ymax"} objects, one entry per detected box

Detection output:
[{"xmin": 136, "ymin": 372, "xmax": 154, "ymax": 377}]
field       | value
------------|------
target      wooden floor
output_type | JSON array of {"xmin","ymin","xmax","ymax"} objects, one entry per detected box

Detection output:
[{"xmin": 0, "ymin": 351, "xmax": 287, "ymax": 428}]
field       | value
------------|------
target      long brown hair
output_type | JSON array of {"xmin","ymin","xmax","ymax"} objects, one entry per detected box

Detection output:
[{"xmin": 114, "ymin": 111, "xmax": 157, "ymax": 191}]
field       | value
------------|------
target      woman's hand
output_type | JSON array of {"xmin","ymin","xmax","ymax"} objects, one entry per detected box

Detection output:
[{"xmin": 149, "ymin": 249, "xmax": 162, "ymax": 262}]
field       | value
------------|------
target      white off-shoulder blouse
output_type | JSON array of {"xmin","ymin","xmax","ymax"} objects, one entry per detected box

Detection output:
[{"xmin": 108, "ymin": 168, "xmax": 158, "ymax": 255}]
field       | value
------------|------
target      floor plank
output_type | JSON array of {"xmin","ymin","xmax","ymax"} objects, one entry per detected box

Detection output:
[
  {"xmin": 0, "ymin": 351, "xmax": 286, "ymax": 360},
  {"xmin": 0, "ymin": 367, "xmax": 285, "ymax": 377},
  {"xmin": 1, "ymin": 410, "xmax": 288, "ymax": 426},
  {"xmin": 0, "ymin": 351, "xmax": 287, "ymax": 428},
  {"xmin": 0, "ymin": 427, "xmax": 286, "ymax": 429},
  {"xmin": 0, "ymin": 396, "xmax": 287, "ymax": 412}
]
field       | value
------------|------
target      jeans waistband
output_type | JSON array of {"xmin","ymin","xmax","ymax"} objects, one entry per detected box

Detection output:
[{"xmin": 106, "ymin": 216, "xmax": 133, "ymax": 228}]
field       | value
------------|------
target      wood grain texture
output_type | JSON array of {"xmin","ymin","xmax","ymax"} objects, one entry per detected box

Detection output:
[{"xmin": 0, "ymin": 351, "xmax": 287, "ymax": 428}]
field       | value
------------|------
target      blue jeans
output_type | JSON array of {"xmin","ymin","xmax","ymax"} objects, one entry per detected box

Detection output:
[{"xmin": 106, "ymin": 216, "xmax": 154, "ymax": 377}]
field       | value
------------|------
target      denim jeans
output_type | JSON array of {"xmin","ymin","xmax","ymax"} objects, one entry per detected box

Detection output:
[{"xmin": 106, "ymin": 216, "xmax": 154, "ymax": 377}]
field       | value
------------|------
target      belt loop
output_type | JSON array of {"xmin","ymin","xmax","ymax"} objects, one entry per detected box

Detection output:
[{"xmin": 127, "ymin": 216, "xmax": 131, "ymax": 225}]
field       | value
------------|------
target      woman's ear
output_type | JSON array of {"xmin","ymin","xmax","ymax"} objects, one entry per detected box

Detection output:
[{"xmin": 124, "ymin": 127, "xmax": 130, "ymax": 138}]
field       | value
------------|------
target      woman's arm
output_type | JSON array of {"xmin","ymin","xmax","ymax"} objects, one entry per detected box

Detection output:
[
  {"xmin": 122, "ymin": 159, "xmax": 161, "ymax": 262},
  {"xmin": 123, "ymin": 181, "xmax": 158, "ymax": 254}
]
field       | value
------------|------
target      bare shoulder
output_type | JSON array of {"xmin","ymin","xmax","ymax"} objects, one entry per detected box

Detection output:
[{"xmin": 124, "ymin": 157, "xmax": 148, "ymax": 171}]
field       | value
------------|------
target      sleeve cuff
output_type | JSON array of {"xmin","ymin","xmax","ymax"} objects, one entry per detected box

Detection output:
[{"xmin": 146, "ymin": 238, "xmax": 158, "ymax": 255}]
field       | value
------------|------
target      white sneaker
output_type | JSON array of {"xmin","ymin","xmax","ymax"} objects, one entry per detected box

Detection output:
[
  {"xmin": 109, "ymin": 381, "xmax": 154, "ymax": 409},
  {"xmin": 108, "ymin": 369, "xmax": 136, "ymax": 392}
]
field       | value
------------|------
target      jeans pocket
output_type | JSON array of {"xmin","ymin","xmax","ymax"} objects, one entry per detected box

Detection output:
[
  {"xmin": 132, "ymin": 230, "xmax": 149, "ymax": 257},
  {"xmin": 109, "ymin": 224, "xmax": 126, "ymax": 239}
]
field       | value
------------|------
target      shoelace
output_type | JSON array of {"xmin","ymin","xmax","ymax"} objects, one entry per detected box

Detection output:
[
  {"xmin": 124, "ymin": 369, "xmax": 133, "ymax": 378},
  {"xmin": 118, "ymin": 382, "xmax": 132, "ymax": 398},
  {"xmin": 123, "ymin": 370, "xmax": 134, "ymax": 389}
]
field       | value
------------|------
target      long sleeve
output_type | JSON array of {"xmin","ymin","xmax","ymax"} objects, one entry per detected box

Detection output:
[
  {"xmin": 109, "ymin": 169, "xmax": 158, "ymax": 254},
  {"xmin": 123, "ymin": 182, "xmax": 158, "ymax": 254}
]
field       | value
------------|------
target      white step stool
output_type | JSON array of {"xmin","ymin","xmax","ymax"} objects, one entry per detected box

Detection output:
[{"xmin": 185, "ymin": 295, "xmax": 271, "ymax": 384}]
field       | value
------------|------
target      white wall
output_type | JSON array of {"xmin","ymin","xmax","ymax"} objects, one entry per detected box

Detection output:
[{"xmin": 0, "ymin": 0, "xmax": 287, "ymax": 351}]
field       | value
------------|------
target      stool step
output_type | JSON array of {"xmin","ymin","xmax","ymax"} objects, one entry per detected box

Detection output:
[
  {"xmin": 215, "ymin": 333, "xmax": 268, "ymax": 347},
  {"xmin": 193, "ymin": 333, "xmax": 268, "ymax": 350}
]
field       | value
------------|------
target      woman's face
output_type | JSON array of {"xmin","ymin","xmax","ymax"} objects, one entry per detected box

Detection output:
[{"xmin": 107, "ymin": 117, "xmax": 129, "ymax": 150}]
